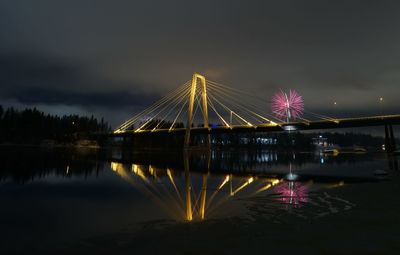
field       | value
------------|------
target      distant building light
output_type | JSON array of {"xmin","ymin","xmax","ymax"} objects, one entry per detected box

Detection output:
[{"xmin": 283, "ymin": 125, "xmax": 298, "ymax": 131}]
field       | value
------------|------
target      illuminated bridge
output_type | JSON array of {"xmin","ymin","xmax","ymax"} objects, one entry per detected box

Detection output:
[{"xmin": 112, "ymin": 73, "xmax": 399, "ymax": 152}]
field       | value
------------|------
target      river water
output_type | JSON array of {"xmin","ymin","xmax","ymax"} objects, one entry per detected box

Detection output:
[{"xmin": 0, "ymin": 146, "xmax": 399, "ymax": 254}]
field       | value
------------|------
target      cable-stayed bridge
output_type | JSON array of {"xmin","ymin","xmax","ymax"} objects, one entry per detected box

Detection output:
[{"xmin": 112, "ymin": 73, "xmax": 399, "ymax": 151}]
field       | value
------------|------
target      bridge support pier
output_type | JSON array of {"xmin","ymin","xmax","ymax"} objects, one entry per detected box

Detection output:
[{"xmin": 385, "ymin": 124, "xmax": 397, "ymax": 153}]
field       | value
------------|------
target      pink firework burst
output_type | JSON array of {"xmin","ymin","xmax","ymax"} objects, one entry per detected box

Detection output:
[{"xmin": 271, "ymin": 90, "xmax": 304, "ymax": 121}]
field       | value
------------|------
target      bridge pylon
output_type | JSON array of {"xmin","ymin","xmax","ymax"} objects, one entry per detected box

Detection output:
[{"xmin": 184, "ymin": 73, "xmax": 209, "ymax": 148}]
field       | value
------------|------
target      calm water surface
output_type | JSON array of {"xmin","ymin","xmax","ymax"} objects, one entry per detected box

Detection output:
[{"xmin": 0, "ymin": 146, "xmax": 399, "ymax": 254}]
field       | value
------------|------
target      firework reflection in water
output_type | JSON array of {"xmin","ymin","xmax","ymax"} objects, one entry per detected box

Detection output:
[{"xmin": 273, "ymin": 181, "xmax": 308, "ymax": 207}]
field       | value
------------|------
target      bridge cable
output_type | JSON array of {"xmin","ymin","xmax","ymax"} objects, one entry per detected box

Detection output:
[
  {"xmin": 151, "ymin": 88, "xmax": 192, "ymax": 131},
  {"xmin": 206, "ymin": 83, "xmax": 284, "ymax": 123},
  {"xmin": 117, "ymin": 82, "xmax": 189, "ymax": 131},
  {"xmin": 136, "ymin": 85, "xmax": 192, "ymax": 132},
  {"xmin": 169, "ymin": 97, "xmax": 189, "ymax": 131},
  {"xmin": 207, "ymin": 82, "xmax": 315, "ymax": 124},
  {"xmin": 206, "ymin": 82, "xmax": 282, "ymax": 122},
  {"xmin": 206, "ymin": 85, "xmax": 271, "ymax": 125},
  {"xmin": 116, "ymin": 80, "xmax": 191, "ymax": 132},
  {"xmin": 207, "ymin": 96, "xmax": 230, "ymax": 127},
  {"xmin": 207, "ymin": 93, "xmax": 253, "ymax": 126},
  {"xmin": 134, "ymin": 82, "xmax": 191, "ymax": 128}
]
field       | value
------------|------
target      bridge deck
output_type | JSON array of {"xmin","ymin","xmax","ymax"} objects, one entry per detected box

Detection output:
[{"xmin": 112, "ymin": 114, "xmax": 400, "ymax": 137}]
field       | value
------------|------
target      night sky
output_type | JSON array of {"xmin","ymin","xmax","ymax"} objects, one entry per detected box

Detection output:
[{"xmin": 1, "ymin": 0, "xmax": 400, "ymax": 127}]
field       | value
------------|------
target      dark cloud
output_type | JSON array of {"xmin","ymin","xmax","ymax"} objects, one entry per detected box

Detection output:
[
  {"xmin": 14, "ymin": 87, "xmax": 158, "ymax": 109},
  {"xmin": 0, "ymin": 52, "xmax": 159, "ymax": 109},
  {"xmin": 0, "ymin": 52, "xmax": 82, "ymax": 91},
  {"xmin": 1, "ymin": 0, "xmax": 400, "ymax": 127}
]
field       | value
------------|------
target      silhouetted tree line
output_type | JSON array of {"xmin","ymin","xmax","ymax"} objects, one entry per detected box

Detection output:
[{"xmin": 0, "ymin": 105, "xmax": 111, "ymax": 144}]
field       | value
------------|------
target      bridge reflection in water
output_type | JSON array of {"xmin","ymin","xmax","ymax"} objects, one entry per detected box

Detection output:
[{"xmin": 109, "ymin": 150, "xmax": 380, "ymax": 222}]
